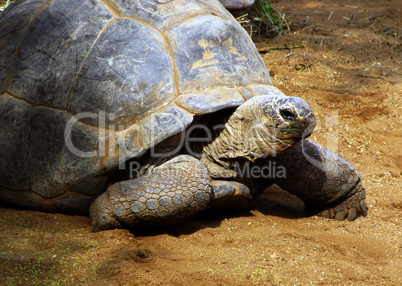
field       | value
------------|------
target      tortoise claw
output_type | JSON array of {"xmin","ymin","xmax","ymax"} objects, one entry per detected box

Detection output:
[
  {"xmin": 316, "ymin": 181, "xmax": 368, "ymax": 221},
  {"xmin": 347, "ymin": 207, "xmax": 357, "ymax": 221},
  {"xmin": 335, "ymin": 210, "xmax": 346, "ymax": 221},
  {"xmin": 209, "ymin": 180, "xmax": 251, "ymax": 209},
  {"xmin": 320, "ymin": 210, "xmax": 331, "ymax": 218}
]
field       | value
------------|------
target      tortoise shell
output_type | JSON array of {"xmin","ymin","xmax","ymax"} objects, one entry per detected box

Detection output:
[{"xmin": 0, "ymin": 0, "xmax": 283, "ymax": 213}]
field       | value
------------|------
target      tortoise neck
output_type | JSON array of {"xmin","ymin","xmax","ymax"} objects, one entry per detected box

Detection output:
[{"xmin": 200, "ymin": 109, "xmax": 254, "ymax": 177}]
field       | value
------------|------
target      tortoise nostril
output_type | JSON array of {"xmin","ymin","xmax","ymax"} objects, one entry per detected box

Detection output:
[{"xmin": 280, "ymin": 109, "xmax": 296, "ymax": 120}]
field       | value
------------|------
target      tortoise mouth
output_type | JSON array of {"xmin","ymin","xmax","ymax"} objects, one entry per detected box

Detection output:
[
  {"xmin": 279, "ymin": 127, "xmax": 314, "ymax": 140},
  {"xmin": 279, "ymin": 118, "xmax": 316, "ymax": 139}
]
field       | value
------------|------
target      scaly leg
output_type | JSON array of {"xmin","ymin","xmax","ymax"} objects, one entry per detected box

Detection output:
[
  {"xmin": 265, "ymin": 139, "xmax": 368, "ymax": 221},
  {"xmin": 90, "ymin": 155, "xmax": 212, "ymax": 231}
]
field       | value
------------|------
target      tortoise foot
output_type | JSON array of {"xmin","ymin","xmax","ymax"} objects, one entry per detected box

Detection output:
[{"xmin": 313, "ymin": 181, "xmax": 368, "ymax": 221}]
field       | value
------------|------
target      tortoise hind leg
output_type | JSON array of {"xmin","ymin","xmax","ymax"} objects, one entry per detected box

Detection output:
[
  {"xmin": 270, "ymin": 139, "xmax": 368, "ymax": 221},
  {"xmin": 90, "ymin": 155, "xmax": 212, "ymax": 231}
]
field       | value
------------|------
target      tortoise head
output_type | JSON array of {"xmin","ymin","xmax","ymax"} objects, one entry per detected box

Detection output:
[{"xmin": 233, "ymin": 95, "xmax": 316, "ymax": 161}]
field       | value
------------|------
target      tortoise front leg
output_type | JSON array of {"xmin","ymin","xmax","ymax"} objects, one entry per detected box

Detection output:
[
  {"xmin": 90, "ymin": 155, "xmax": 212, "ymax": 231},
  {"xmin": 269, "ymin": 139, "xmax": 368, "ymax": 221}
]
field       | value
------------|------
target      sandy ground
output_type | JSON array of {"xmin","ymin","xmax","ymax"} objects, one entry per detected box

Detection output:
[{"xmin": 0, "ymin": 0, "xmax": 401, "ymax": 285}]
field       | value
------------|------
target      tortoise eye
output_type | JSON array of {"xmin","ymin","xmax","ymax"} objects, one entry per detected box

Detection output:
[{"xmin": 280, "ymin": 108, "xmax": 296, "ymax": 121}]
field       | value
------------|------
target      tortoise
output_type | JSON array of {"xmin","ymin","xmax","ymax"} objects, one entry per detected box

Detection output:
[{"xmin": 0, "ymin": 0, "xmax": 367, "ymax": 231}]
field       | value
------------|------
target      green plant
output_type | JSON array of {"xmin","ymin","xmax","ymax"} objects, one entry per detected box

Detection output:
[
  {"xmin": 247, "ymin": 0, "xmax": 290, "ymax": 37},
  {"xmin": 256, "ymin": 0, "xmax": 278, "ymax": 26},
  {"xmin": 0, "ymin": 0, "xmax": 15, "ymax": 12}
]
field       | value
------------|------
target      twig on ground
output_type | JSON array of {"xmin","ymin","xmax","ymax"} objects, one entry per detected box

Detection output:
[
  {"xmin": 258, "ymin": 44, "xmax": 305, "ymax": 54},
  {"xmin": 355, "ymin": 74, "xmax": 386, "ymax": 81}
]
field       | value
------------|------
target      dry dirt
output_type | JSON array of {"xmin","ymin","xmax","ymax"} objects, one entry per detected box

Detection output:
[{"xmin": 0, "ymin": 0, "xmax": 401, "ymax": 285}]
